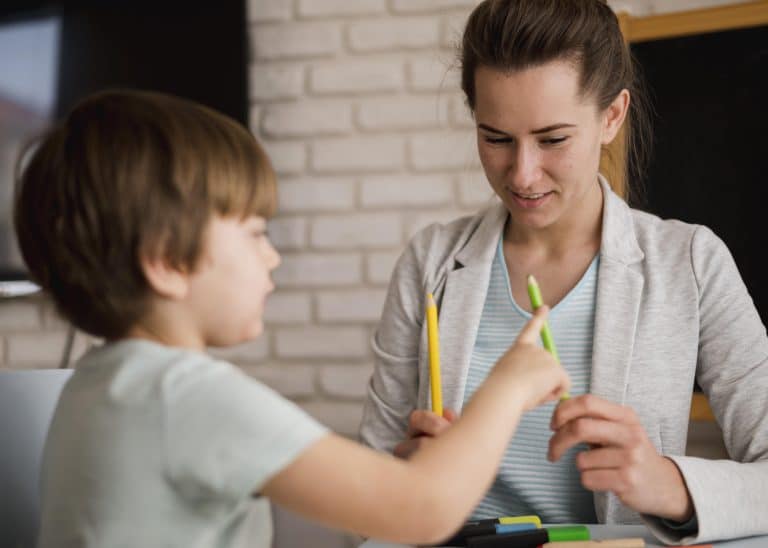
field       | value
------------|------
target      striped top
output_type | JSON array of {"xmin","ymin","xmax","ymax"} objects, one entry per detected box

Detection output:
[{"xmin": 463, "ymin": 235, "xmax": 599, "ymax": 523}]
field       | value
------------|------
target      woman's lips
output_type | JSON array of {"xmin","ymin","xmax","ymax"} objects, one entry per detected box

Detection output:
[{"xmin": 507, "ymin": 189, "xmax": 554, "ymax": 209}]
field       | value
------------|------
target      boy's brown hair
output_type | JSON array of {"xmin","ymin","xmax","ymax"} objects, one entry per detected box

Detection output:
[{"xmin": 14, "ymin": 89, "xmax": 277, "ymax": 339}]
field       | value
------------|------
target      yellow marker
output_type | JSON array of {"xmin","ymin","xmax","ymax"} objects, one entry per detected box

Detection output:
[
  {"xmin": 426, "ymin": 293, "xmax": 443, "ymax": 416},
  {"xmin": 526, "ymin": 274, "xmax": 569, "ymax": 400},
  {"xmin": 498, "ymin": 515, "xmax": 542, "ymax": 527}
]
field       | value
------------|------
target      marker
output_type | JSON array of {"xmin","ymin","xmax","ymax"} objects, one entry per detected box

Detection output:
[
  {"xmin": 542, "ymin": 540, "xmax": 645, "ymax": 548},
  {"xmin": 464, "ymin": 515, "xmax": 541, "ymax": 528},
  {"xmin": 461, "ymin": 516, "xmax": 542, "ymax": 528},
  {"xmin": 498, "ymin": 516, "xmax": 542, "ymax": 527},
  {"xmin": 440, "ymin": 523, "xmax": 537, "ymax": 546},
  {"xmin": 460, "ymin": 525, "xmax": 589, "ymax": 547},
  {"xmin": 467, "ymin": 528, "xmax": 548, "ymax": 547},
  {"xmin": 526, "ymin": 274, "xmax": 569, "ymax": 399},
  {"xmin": 546, "ymin": 525, "xmax": 590, "ymax": 542},
  {"xmin": 426, "ymin": 293, "xmax": 443, "ymax": 416}
]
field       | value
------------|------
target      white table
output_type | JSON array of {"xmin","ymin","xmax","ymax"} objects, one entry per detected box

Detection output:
[{"xmin": 360, "ymin": 524, "xmax": 768, "ymax": 547}]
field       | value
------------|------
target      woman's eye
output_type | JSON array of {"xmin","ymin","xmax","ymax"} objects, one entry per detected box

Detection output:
[
  {"xmin": 484, "ymin": 136, "xmax": 513, "ymax": 144},
  {"xmin": 541, "ymin": 136, "xmax": 568, "ymax": 145}
]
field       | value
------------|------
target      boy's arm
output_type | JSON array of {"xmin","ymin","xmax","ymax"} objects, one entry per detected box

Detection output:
[{"xmin": 261, "ymin": 308, "xmax": 569, "ymax": 545}]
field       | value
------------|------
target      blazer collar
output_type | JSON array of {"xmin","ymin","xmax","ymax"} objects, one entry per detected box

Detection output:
[
  {"xmin": 598, "ymin": 175, "xmax": 644, "ymax": 265},
  {"xmin": 454, "ymin": 200, "xmax": 507, "ymax": 269}
]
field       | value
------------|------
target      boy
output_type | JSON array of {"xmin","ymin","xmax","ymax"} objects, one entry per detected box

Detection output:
[{"xmin": 15, "ymin": 90, "xmax": 569, "ymax": 548}]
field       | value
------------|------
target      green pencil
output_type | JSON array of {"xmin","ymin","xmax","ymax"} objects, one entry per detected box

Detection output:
[{"xmin": 527, "ymin": 274, "xmax": 569, "ymax": 400}]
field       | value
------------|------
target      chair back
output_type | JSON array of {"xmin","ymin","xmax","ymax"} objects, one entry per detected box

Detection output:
[{"xmin": 0, "ymin": 369, "xmax": 73, "ymax": 548}]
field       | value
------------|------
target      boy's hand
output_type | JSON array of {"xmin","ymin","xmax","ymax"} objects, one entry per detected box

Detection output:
[
  {"xmin": 393, "ymin": 408, "xmax": 458, "ymax": 459},
  {"xmin": 493, "ymin": 305, "xmax": 571, "ymax": 411}
]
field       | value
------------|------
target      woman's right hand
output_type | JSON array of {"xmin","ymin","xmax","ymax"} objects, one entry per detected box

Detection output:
[{"xmin": 393, "ymin": 408, "xmax": 458, "ymax": 459}]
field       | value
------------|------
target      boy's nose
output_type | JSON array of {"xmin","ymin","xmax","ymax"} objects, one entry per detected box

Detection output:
[{"xmin": 267, "ymin": 240, "xmax": 281, "ymax": 270}]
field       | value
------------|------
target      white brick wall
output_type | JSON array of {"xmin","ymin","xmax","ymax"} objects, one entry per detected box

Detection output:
[
  {"xmin": 347, "ymin": 17, "xmax": 441, "ymax": 52},
  {"xmin": 275, "ymin": 326, "xmax": 368, "ymax": 359},
  {"xmin": 261, "ymin": 101, "xmax": 353, "ymax": 138},
  {"xmin": 249, "ymin": 64, "xmax": 304, "ymax": 101},
  {"xmin": 311, "ymin": 135, "xmax": 405, "ymax": 172},
  {"xmin": 360, "ymin": 174, "xmax": 453, "ymax": 208},
  {"xmin": 310, "ymin": 213, "xmax": 401, "ymax": 248},
  {"xmin": 357, "ymin": 96, "xmax": 450, "ymax": 131},
  {"xmin": 0, "ymin": 300, "xmax": 41, "ymax": 330},
  {"xmin": 316, "ymin": 289, "xmax": 387, "ymax": 322},
  {"xmin": 298, "ymin": 0, "xmax": 386, "ymax": 18},
  {"xmin": 253, "ymin": 22, "xmax": 341, "ymax": 60},
  {"xmin": 1, "ymin": 0, "xmax": 746, "ymax": 442},
  {"xmin": 277, "ymin": 177, "xmax": 356, "ymax": 213},
  {"xmin": 310, "ymin": 59, "xmax": 405, "ymax": 95},
  {"xmin": 274, "ymin": 253, "xmax": 362, "ymax": 287}
]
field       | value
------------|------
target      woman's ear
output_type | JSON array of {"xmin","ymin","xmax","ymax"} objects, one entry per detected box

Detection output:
[
  {"xmin": 140, "ymin": 253, "xmax": 190, "ymax": 300},
  {"xmin": 601, "ymin": 88, "xmax": 630, "ymax": 145}
]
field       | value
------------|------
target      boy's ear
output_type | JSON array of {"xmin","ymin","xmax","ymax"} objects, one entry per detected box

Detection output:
[{"xmin": 140, "ymin": 253, "xmax": 190, "ymax": 300}]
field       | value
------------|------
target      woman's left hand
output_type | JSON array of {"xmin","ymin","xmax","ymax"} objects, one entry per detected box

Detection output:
[{"xmin": 548, "ymin": 394, "xmax": 694, "ymax": 522}]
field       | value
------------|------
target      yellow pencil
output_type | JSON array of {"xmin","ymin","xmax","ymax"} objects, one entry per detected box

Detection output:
[{"xmin": 426, "ymin": 293, "xmax": 443, "ymax": 416}]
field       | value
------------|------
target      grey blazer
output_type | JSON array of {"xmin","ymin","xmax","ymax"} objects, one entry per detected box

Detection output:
[{"xmin": 360, "ymin": 178, "xmax": 768, "ymax": 544}]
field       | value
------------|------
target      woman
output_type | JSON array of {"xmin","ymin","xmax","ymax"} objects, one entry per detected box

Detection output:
[{"xmin": 359, "ymin": 0, "xmax": 768, "ymax": 545}]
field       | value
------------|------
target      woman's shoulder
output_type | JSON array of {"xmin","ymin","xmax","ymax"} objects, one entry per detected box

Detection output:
[
  {"xmin": 398, "ymin": 204, "xmax": 502, "ymax": 272},
  {"xmin": 628, "ymin": 206, "xmax": 729, "ymax": 263}
]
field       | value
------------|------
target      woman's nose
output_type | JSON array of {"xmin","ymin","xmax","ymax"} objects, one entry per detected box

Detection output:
[{"xmin": 510, "ymin": 143, "xmax": 541, "ymax": 188}]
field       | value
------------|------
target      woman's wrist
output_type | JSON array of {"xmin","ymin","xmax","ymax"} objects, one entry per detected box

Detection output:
[{"xmin": 656, "ymin": 457, "xmax": 694, "ymax": 522}]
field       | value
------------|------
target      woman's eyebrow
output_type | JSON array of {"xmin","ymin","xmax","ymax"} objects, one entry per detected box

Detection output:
[
  {"xmin": 531, "ymin": 123, "xmax": 576, "ymax": 135},
  {"xmin": 477, "ymin": 122, "xmax": 576, "ymax": 136}
]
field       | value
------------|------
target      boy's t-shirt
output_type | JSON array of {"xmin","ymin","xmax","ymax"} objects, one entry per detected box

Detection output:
[{"xmin": 37, "ymin": 339, "xmax": 328, "ymax": 548}]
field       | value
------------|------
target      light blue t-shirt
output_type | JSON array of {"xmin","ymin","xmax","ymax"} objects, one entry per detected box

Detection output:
[
  {"xmin": 463, "ymin": 237, "xmax": 599, "ymax": 523},
  {"xmin": 37, "ymin": 339, "xmax": 327, "ymax": 548}
]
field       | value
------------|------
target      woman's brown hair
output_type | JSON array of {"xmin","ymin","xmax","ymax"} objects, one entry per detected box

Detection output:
[
  {"xmin": 460, "ymin": 0, "xmax": 651, "ymax": 203},
  {"xmin": 14, "ymin": 89, "xmax": 277, "ymax": 339}
]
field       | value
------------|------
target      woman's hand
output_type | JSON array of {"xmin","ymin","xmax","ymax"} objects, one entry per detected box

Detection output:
[
  {"xmin": 549, "ymin": 394, "xmax": 694, "ymax": 522},
  {"xmin": 393, "ymin": 408, "xmax": 458, "ymax": 459}
]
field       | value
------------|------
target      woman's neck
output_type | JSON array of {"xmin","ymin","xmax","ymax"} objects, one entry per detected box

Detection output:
[{"xmin": 504, "ymin": 178, "xmax": 603, "ymax": 259}]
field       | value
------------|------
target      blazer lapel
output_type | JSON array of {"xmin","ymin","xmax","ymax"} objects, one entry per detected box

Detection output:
[
  {"xmin": 434, "ymin": 203, "xmax": 507, "ymax": 412},
  {"xmin": 591, "ymin": 177, "xmax": 646, "ymax": 521}
]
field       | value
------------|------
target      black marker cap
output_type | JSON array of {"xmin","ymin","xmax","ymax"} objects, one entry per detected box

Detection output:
[{"xmin": 466, "ymin": 529, "xmax": 548, "ymax": 548}]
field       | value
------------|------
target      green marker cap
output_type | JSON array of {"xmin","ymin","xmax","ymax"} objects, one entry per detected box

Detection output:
[{"xmin": 546, "ymin": 524, "xmax": 590, "ymax": 542}]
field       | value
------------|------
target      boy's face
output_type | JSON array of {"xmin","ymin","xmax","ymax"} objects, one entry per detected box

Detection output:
[{"xmin": 186, "ymin": 214, "xmax": 280, "ymax": 347}]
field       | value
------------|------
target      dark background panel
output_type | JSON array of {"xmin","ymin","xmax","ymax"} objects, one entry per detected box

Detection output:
[
  {"xmin": 0, "ymin": 0, "xmax": 249, "ymax": 281},
  {"xmin": 55, "ymin": 1, "xmax": 249, "ymax": 124},
  {"xmin": 631, "ymin": 24, "xmax": 768, "ymax": 326}
]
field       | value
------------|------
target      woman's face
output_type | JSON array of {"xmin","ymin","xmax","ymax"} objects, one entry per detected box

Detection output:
[{"xmin": 473, "ymin": 60, "xmax": 625, "ymax": 232}]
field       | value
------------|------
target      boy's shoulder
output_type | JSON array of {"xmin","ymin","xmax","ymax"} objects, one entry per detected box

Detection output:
[
  {"xmin": 70, "ymin": 339, "xmax": 259, "ymax": 409},
  {"xmin": 73, "ymin": 339, "xmax": 321, "ymax": 427}
]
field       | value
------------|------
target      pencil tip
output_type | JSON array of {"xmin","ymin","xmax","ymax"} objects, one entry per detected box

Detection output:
[
  {"xmin": 427, "ymin": 292, "xmax": 435, "ymax": 306},
  {"xmin": 527, "ymin": 274, "xmax": 537, "ymax": 285}
]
